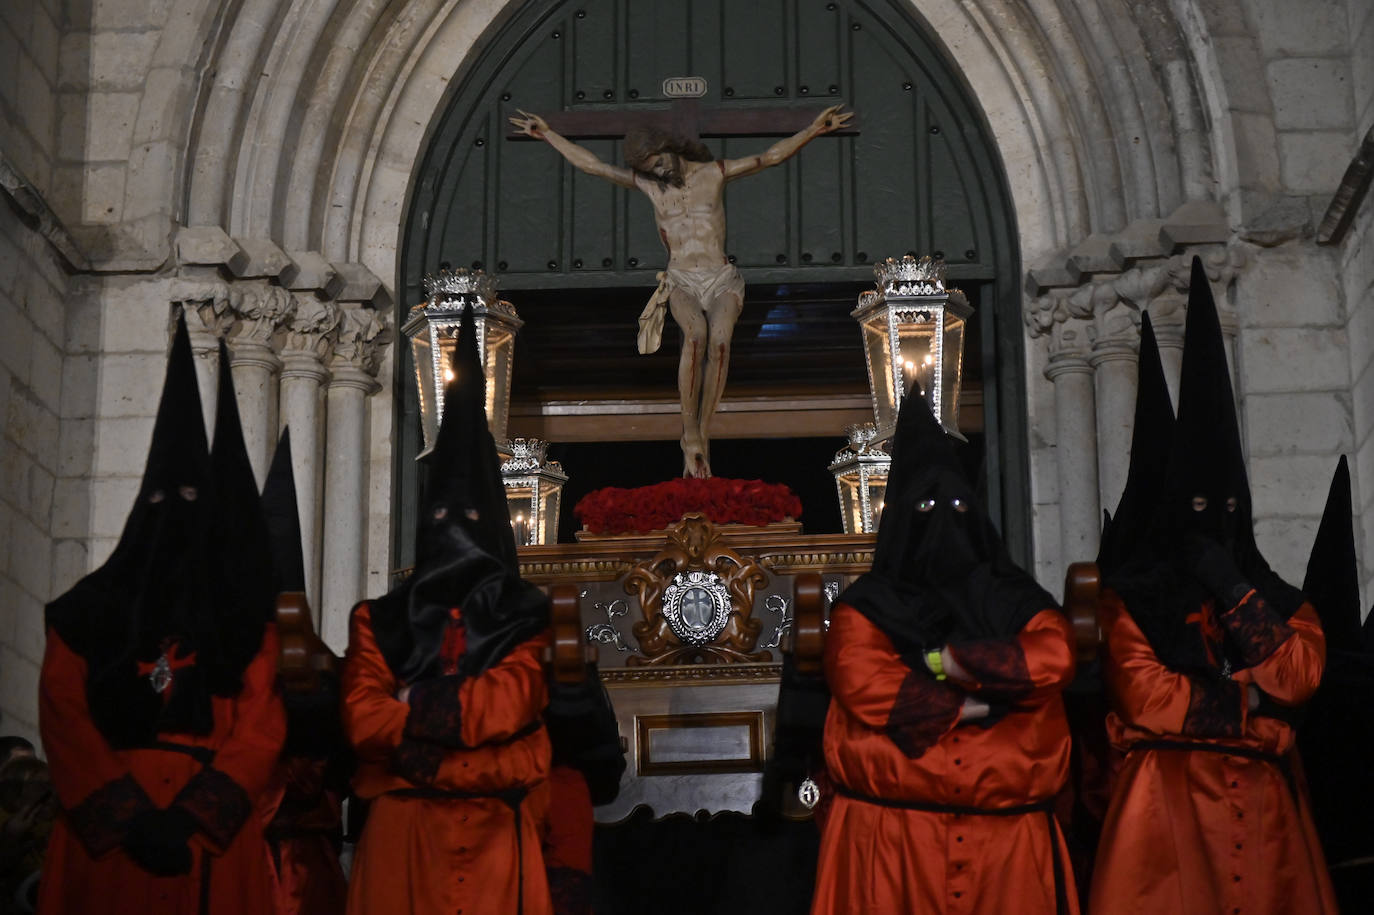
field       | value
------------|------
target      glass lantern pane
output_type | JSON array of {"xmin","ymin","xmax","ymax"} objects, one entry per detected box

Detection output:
[
  {"xmin": 483, "ymin": 324, "xmax": 517, "ymax": 443},
  {"xmin": 859, "ymin": 315, "xmax": 898, "ymax": 436},
  {"xmin": 940, "ymin": 314, "xmax": 966, "ymax": 432},
  {"xmin": 410, "ymin": 328, "xmax": 438, "ymax": 455},
  {"xmin": 895, "ymin": 312, "xmax": 937, "ymax": 419},
  {"xmin": 866, "ymin": 475, "xmax": 889, "ymax": 531},
  {"xmin": 505, "ymin": 484, "xmax": 536, "ymax": 547},
  {"xmin": 834, "ymin": 472, "xmax": 861, "ymax": 535},
  {"xmin": 536, "ymin": 483, "xmax": 563, "ymax": 545}
]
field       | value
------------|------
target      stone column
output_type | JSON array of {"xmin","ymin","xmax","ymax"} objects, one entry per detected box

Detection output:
[
  {"xmin": 1045, "ymin": 317, "xmax": 1101, "ymax": 564},
  {"xmin": 226, "ymin": 285, "xmax": 293, "ymax": 485},
  {"xmin": 172, "ymin": 285, "xmax": 232, "ymax": 438},
  {"xmin": 278, "ymin": 296, "xmax": 340, "ymax": 614},
  {"xmin": 1090, "ymin": 301, "xmax": 1140, "ymax": 514},
  {"xmin": 320, "ymin": 307, "xmax": 388, "ymax": 651}
]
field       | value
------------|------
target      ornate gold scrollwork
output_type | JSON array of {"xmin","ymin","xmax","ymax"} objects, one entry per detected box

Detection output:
[{"xmin": 623, "ymin": 514, "xmax": 772, "ymax": 665}]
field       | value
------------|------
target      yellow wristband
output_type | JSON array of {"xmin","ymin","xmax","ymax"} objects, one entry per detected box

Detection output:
[{"xmin": 925, "ymin": 649, "xmax": 946, "ymax": 680}]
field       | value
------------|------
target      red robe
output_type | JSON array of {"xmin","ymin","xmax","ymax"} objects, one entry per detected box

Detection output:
[
  {"xmin": 1089, "ymin": 591, "xmax": 1339, "ymax": 914},
  {"xmin": 542, "ymin": 765, "xmax": 594, "ymax": 915},
  {"xmin": 38, "ymin": 625, "xmax": 286, "ymax": 915},
  {"xmin": 262, "ymin": 756, "xmax": 348, "ymax": 915},
  {"xmin": 341, "ymin": 603, "xmax": 553, "ymax": 915},
  {"xmin": 812, "ymin": 604, "xmax": 1079, "ymax": 915}
]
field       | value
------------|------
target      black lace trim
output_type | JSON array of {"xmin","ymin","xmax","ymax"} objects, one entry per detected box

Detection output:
[
  {"xmin": 390, "ymin": 736, "xmax": 445, "ymax": 786},
  {"xmin": 886, "ymin": 666, "xmax": 962, "ymax": 758},
  {"xmin": 547, "ymin": 865, "xmax": 593, "ymax": 915},
  {"xmin": 947, "ymin": 638, "xmax": 1033, "ymax": 698},
  {"xmin": 1220, "ymin": 592, "xmax": 1294, "ymax": 667},
  {"xmin": 66, "ymin": 774, "xmax": 155, "ymax": 856},
  {"xmin": 403, "ymin": 674, "xmax": 467, "ymax": 747},
  {"xmin": 173, "ymin": 766, "xmax": 251, "ymax": 849},
  {"xmin": 1181, "ymin": 674, "xmax": 1244, "ymax": 738}
]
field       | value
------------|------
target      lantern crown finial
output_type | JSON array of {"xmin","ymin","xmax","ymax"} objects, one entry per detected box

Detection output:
[
  {"xmin": 874, "ymin": 254, "xmax": 946, "ymax": 295},
  {"xmin": 422, "ymin": 267, "xmax": 498, "ymax": 302}
]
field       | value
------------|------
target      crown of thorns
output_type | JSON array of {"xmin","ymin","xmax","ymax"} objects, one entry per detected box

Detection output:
[{"xmin": 623, "ymin": 127, "xmax": 713, "ymax": 171}]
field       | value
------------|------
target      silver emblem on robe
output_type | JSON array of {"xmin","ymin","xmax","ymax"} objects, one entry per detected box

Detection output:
[
  {"xmin": 149, "ymin": 653, "xmax": 173, "ymax": 694},
  {"xmin": 798, "ymin": 776, "xmax": 821, "ymax": 810}
]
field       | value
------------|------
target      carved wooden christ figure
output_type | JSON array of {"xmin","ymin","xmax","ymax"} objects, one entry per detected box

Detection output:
[{"xmin": 509, "ymin": 104, "xmax": 852, "ymax": 478}]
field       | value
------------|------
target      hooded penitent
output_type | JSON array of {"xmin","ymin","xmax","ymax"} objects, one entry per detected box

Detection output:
[
  {"xmin": 1097, "ymin": 312, "xmax": 1175, "ymax": 574},
  {"xmin": 1297, "ymin": 457, "xmax": 1374, "ymax": 902},
  {"xmin": 1105, "ymin": 257, "xmax": 1304, "ymax": 671},
  {"xmin": 45, "ymin": 316, "xmax": 270, "ymax": 747},
  {"xmin": 262, "ymin": 427, "xmax": 349, "ymax": 760},
  {"xmin": 838, "ymin": 389, "xmax": 1053, "ymax": 655},
  {"xmin": 368, "ymin": 304, "xmax": 547, "ymax": 684}
]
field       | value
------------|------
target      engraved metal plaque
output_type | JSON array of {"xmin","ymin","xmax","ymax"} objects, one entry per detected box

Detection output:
[{"xmin": 661, "ymin": 570, "xmax": 731, "ymax": 646}]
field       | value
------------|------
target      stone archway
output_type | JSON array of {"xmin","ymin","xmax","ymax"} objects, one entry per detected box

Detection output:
[{"xmin": 144, "ymin": 0, "xmax": 1263, "ymax": 600}]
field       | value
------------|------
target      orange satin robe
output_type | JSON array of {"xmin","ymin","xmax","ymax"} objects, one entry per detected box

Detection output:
[
  {"xmin": 1089, "ymin": 592, "xmax": 1339, "ymax": 915},
  {"xmin": 341, "ymin": 603, "xmax": 553, "ymax": 915},
  {"xmin": 38, "ymin": 625, "xmax": 286, "ymax": 915},
  {"xmin": 812, "ymin": 604, "xmax": 1079, "ymax": 915}
]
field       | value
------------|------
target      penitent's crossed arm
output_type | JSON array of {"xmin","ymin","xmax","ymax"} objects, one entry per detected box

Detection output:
[
  {"xmin": 720, "ymin": 104, "xmax": 853, "ymax": 180},
  {"xmin": 509, "ymin": 109, "xmax": 637, "ymax": 188}
]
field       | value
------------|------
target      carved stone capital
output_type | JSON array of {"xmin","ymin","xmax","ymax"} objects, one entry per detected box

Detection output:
[
  {"xmin": 171, "ymin": 278, "xmax": 233, "ymax": 346},
  {"xmin": 282, "ymin": 295, "xmax": 341, "ymax": 361},
  {"xmin": 330, "ymin": 306, "xmax": 391, "ymax": 379},
  {"xmin": 1045, "ymin": 317, "xmax": 1094, "ymax": 380},
  {"xmin": 1024, "ymin": 243, "xmax": 1246, "ymax": 340},
  {"xmin": 227, "ymin": 283, "xmax": 295, "ymax": 347}
]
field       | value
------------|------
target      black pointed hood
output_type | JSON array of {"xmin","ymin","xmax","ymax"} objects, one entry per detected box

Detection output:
[
  {"xmin": 838, "ymin": 391, "xmax": 1053, "ymax": 654},
  {"xmin": 212, "ymin": 339, "xmax": 277, "ymax": 631},
  {"xmin": 1108, "ymin": 257, "xmax": 1303, "ymax": 671},
  {"xmin": 367, "ymin": 304, "xmax": 546, "ymax": 683},
  {"xmin": 45, "ymin": 313, "xmax": 242, "ymax": 746},
  {"xmin": 1303, "ymin": 456, "xmax": 1361, "ymax": 648},
  {"xmin": 1098, "ymin": 312, "xmax": 1175, "ymax": 572},
  {"xmin": 262, "ymin": 428, "xmax": 307, "ymax": 594},
  {"xmin": 1297, "ymin": 455, "xmax": 1374, "ymax": 879}
]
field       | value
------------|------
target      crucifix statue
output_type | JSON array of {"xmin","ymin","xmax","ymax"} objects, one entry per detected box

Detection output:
[{"xmin": 508, "ymin": 96, "xmax": 854, "ymax": 478}]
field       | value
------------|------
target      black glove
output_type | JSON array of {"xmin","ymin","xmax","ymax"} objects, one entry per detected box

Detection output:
[
  {"xmin": 122, "ymin": 807, "xmax": 197, "ymax": 877},
  {"xmin": 1185, "ymin": 534, "xmax": 1252, "ymax": 605}
]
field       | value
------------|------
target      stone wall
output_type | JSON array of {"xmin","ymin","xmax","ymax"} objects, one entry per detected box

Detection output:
[
  {"xmin": 0, "ymin": 0, "xmax": 67, "ymax": 742},
  {"xmin": 0, "ymin": 195, "xmax": 67, "ymax": 745},
  {"xmin": 1342, "ymin": 0, "xmax": 1374, "ymax": 609}
]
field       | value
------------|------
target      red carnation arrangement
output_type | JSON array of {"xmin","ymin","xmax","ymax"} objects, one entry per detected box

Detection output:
[{"xmin": 574, "ymin": 477, "xmax": 803, "ymax": 536}]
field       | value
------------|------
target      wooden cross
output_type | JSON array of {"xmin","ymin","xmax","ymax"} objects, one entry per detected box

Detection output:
[{"xmin": 506, "ymin": 92, "xmax": 859, "ymax": 143}]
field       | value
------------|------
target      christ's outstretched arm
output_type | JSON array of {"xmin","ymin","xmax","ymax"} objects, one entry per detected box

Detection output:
[
  {"xmin": 720, "ymin": 104, "xmax": 852, "ymax": 179},
  {"xmin": 508, "ymin": 110, "xmax": 637, "ymax": 188}
]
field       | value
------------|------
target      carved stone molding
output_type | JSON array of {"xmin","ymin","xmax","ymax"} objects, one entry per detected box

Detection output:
[
  {"xmin": 624, "ymin": 514, "xmax": 771, "ymax": 666},
  {"xmin": 282, "ymin": 295, "xmax": 341, "ymax": 361},
  {"xmin": 171, "ymin": 278, "xmax": 233, "ymax": 343},
  {"xmin": 330, "ymin": 306, "xmax": 392, "ymax": 379},
  {"xmin": 1025, "ymin": 245, "xmax": 1244, "ymax": 340},
  {"xmin": 227, "ymin": 283, "xmax": 295, "ymax": 347},
  {"xmin": 1025, "ymin": 200, "xmax": 1229, "ymax": 295}
]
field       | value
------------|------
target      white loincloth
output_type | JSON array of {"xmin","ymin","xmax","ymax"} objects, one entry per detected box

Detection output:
[{"xmin": 636, "ymin": 264, "xmax": 746, "ymax": 355}]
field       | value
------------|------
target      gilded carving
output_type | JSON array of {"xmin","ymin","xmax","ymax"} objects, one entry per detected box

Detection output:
[{"xmin": 623, "ymin": 514, "xmax": 771, "ymax": 665}]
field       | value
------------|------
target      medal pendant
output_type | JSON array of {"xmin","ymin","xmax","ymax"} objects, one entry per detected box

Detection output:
[
  {"xmin": 798, "ymin": 776, "xmax": 821, "ymax": 810},
  {"xmin": 149, "ymin": 653, "xmax": 173, "ymax": 694}
]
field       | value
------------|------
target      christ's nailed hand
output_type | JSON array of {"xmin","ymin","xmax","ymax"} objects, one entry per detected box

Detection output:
[{"xmin": 508, "ymin": 109, "xmax": 549, "ymax": 139}]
